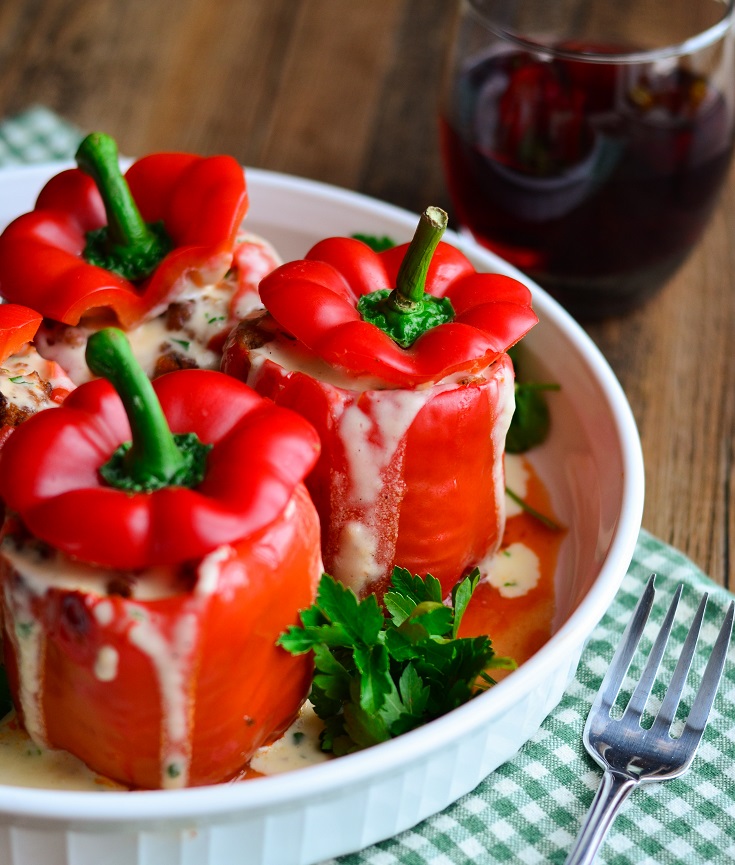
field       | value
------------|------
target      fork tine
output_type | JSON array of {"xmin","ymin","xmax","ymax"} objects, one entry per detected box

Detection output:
[
  {"xmin": 589, "ymin": 574, "xmax": 656, "ymax": 717},
  {"xmin": 650, "ymin": 591, "xmax": 707, "ymax": 733},
  {"xmin": 678, "ymin": 600, "xmax": 734, "ymax": 745},
  {"xmin": 623, "ymin": 583, "xmax": 683, "ymax": 721}
]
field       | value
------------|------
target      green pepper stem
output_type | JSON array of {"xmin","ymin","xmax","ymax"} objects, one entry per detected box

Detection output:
[
  {"xmin": 86, "ymin": 328, "xmax": 188, "ymax": 487},
  {"xmin": 392, "ymin": 206, "xmax": 448, "ymax": 310},
  {"xmin": 76, "ymin": 133, "xmax": 155, "ymax": 251}
]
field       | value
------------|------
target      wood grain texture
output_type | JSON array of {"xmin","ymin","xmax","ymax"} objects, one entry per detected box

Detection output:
[{"xmin": 0, "ymin": 0, "xmax": 731, "ymax": 586}]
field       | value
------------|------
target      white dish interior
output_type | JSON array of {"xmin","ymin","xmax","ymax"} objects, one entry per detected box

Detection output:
[{"xmin": 0, "ymin": 164, "xmax": 644, "ymax": 865}]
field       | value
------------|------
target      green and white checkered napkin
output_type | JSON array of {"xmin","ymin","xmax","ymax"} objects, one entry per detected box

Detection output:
[
  {"xmin": 328, "ymin": 534, "xmax": 735, "ymax": 865},
  {"xmin": 2, "ymin": 106, "xmax": 734, "ymax": 865}
]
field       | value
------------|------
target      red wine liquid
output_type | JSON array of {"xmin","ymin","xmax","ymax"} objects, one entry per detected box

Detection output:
[{"xmin": 440, "ymin": 48, "xmax": 735, "ymax": 317}]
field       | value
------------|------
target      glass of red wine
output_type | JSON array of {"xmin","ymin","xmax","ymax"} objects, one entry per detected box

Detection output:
[{"xmin": 439, "ymin": 0, "xmax": 735, "ymax": 319}]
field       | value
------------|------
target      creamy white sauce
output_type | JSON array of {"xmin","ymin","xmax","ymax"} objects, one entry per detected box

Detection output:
[
  {"xmin": 480, "ymin": 542, "xmax": 541, "ymax": 598},
  {"xmin": 93, "ymin": 600, "xmax": 115, "ymax": 627},
  {"xmin": 35, "ymin": 230, "xmax": 279, "ymax": 384},
  {"xmin": 478, "ymin": 454, "xmax": 541, "ymax": 597},
  {"xmin": 331, "ymin": 521, "xmax": 380, "ymax": 589},
  {"xmin": 1, "ymin": 542, "xmax": 186, "ymax": 601},
  {"xmin": 0, "ymin": 712, "xmax": 125, "ymax": 791},
  {"xmin": 488, "ymin": 362, "xmax": 517, "ymax": 544},
  {"xmin": 0, "ymin": 343, "xmax": 75, "ymax": 413},
  {"xmin": 504, "ymin": 453, "xmax": 529, "ymax": 518},
  {"xmin": 127, "ymin": 607, "xmax": 201, "ymax": 789},
  {"xmin": 330, "ymin": 387, "xmax": 431, "ymax": 593},
  {"xmin": 0, "ymin": 698, "xmax": 331, "ymax": 790},
  {"xmin": 195, "ymin": 545, "xmax": 236, "ymax": 598},
  {"xmin": 249, "ymin": 701, "xmax": 330, "ymax": 775},
  {"xmin": 33, "ymin": 325, "xmax": 88, "ymax": 384},
  {"xmin": 0, "ymin": 524, "xmax": 541, "ymax": 790},
  {"xmin": 94, "ymin": 646, "xmax": 119, "ymax": 682},
  {"xmin": 2, "ymin": 575, "xmax": 47, "ymax": 746},
  {"xmin": 249, "ymin": 338, "xmax": 389, "ymax": 393}
]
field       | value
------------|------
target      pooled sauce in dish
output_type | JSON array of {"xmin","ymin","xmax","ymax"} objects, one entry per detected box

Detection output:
[
  {"xmin": 0, "ymin": 454, "xmax": 562, "ymax": 789},
  {"xmin": 461, "ymin": 453, "xmax": 561, "ymax": 669}
]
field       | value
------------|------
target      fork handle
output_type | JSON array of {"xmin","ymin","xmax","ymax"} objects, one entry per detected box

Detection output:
[{"xmin": 564, "ymin": 770, "xmax": 638, "ymax": 865}]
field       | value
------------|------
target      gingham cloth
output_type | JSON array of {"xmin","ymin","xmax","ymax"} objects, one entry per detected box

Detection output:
[
  {"xmin": 329, "ymin": 534, "xmax": 735, "ymax": 865},
  {"xmin": 1, "ymin": 107, "xmax": 734, "ymax": 865},
  {"xmin": 0, "ymin": 105, "xmax": 81, "ymax": 165}
]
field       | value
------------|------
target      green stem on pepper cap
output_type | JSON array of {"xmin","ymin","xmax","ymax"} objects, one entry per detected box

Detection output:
[
  {"xmin": 357, "ymin": 206, "xmax": 454, "ymax": 349},
  {"xmin": 76, "ymin": 132, "xmax": 172, "ymax": 281},
  {"xmin": 392, "ymin": 206, "xmax": 448, "ymax": 310},
  {"xmin": 85, "ymin": 327, "xmax": 211, "ymax": 493}
]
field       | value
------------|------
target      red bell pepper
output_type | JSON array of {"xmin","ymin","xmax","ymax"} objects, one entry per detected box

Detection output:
[
  {"xmin": 0, "ymin": 133, "xmax": 248, "ymax": 329},
  {"xmin": 0, "ymin": 303, "xmax": 41, "ymax": 362},
  {"xmin": 1, "ymin": 329, "xmax": 319, "ymax": 569},
  {"xmin": 0, "ymin": 328, "xmax": 322, "ymax": 788},
  {"xmin": 222, "ymin": 208, "xmax": 537, "ymax": 599},
  {"xmin": 254, "ymin": 207, "xmax": 536, "ymax": 386},
  {"xmin": 0, "ymin": 304, "xmax": 42, "ymax": 448},
  {"xmin": 0, "ymin": 304, "xmax": 74, "ymax": 446}
]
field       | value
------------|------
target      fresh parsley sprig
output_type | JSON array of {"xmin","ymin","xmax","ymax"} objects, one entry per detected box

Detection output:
[
  {"xmin": 506, "ymin": 345, "xmax": 560, "ymax": 454},
  {"xmin": 278, "ymin": 568, "xmax": 515, "ymax": 756},
  {"xmin": 506, "ymin": 381, "xmax": 560, "ymax": 453}
]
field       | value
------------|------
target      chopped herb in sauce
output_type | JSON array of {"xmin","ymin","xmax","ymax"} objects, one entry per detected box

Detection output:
[
  {"xmin": 166, "ymin": 762, "xmax": 181, "ymax": 779},
  {"xmin": 16, "ymin": 621, "xmax": 34, "ymax": 639}
]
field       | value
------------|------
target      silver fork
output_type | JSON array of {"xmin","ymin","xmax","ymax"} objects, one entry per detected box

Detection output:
[{"xmin": 565, "ymin": 574, "xmax": 734, "ymax": 865}]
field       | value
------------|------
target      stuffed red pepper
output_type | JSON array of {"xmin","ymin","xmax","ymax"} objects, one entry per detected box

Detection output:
[
  {"xmin": 0, "ymin": 133, "xmax": 279, "ymax": 382},
  {"xmin": 0, "ymin": 328, "xmax": 322, "ymax": 789},
  {"xmin": 222, "ymin": 207, "xmax": 537, "ymax": 599}
]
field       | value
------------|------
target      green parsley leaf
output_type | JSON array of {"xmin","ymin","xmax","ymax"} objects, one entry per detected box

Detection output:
[
  {"xmin": 353, "ymin": 643, "xmax": 392, "ymax": 713},
  {"xmin": 451, "ymin": 568, "xmax": 480, "ymax": 637},
  {"xmin": 506, "ymin": 345, "xmax": 560, "ymax": 454},
  {"xmin": 279, "ymin": 569, "xmax": 514, "ymax": 754}
]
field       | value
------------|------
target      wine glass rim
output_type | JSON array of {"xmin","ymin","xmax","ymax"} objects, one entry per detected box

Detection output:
[{"xmin": 465, "ymin": 0, "xmax": 735, "ymax": 64}]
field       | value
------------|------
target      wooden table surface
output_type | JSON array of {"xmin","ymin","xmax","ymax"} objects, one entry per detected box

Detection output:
[{"xmin": 1, "ymin": 0, "xmax": 732, "ymax": 589}]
